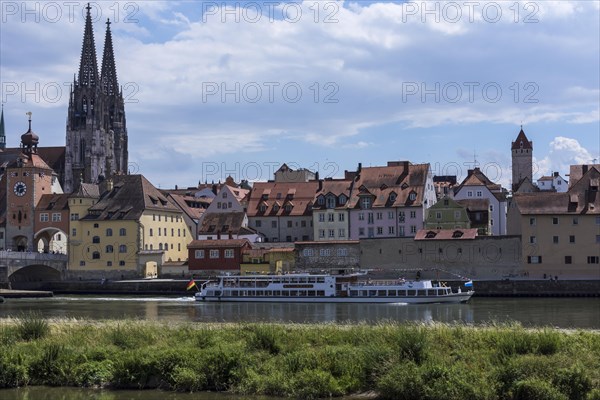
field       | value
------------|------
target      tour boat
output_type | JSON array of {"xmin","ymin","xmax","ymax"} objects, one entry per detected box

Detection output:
[{"xmin": 194, "ymin": 274, "xmax": 474, "ymax": 304}]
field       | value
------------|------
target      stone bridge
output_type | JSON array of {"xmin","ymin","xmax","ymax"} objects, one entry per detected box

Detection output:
[{"xmin": 0, "ymin": 251, "xmax": 68, "ymax": 285}]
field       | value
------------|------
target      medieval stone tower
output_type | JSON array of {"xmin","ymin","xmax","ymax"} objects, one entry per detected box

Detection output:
[
  {"xmin": 511, "ymin": 127, "xmax": 533, "ymax": 191},
  {"xmin": 64, "ymin": 4, "xmax": 128, "ymax": 193}
]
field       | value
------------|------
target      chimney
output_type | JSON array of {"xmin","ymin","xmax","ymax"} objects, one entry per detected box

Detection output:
[
  {"xmin": 553, "ymin": 172, "xmax": 558, "ymax": 177},
  {"xmin": 217, "ymin": 231, "xmax": 221, "ymax": 240},
  {"xmin": 583, "ymin": 165, "xmax": 589, "ymax": 175},
  {"xmin": 212, "ymin": 184, "xmax": 218, "ymax": 195},
  {"xmin": 403, "ymin": 161, "xmax": 409, "ymax": 172},
  {"xmin": 357, "ymin": 163, "xmax": 362, "ymax": 173},
  {"xmin": 318, "ymin": 179, "xmax": 323, "ymax": 192},
  {"xmin": 315, "ymin": 171, "xmax": 319, "ymax": 180},
  {"xmin": 229, "ymin": 231, "xmax": 233, "ymax": 239}
]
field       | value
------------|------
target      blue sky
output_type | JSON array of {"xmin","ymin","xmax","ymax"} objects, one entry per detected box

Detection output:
[{"xmin": 1, "ymin": 0, "xmax": 598, "ymax": 189}]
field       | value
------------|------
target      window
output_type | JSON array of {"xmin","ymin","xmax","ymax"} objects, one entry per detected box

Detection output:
[
  {"xmin": 271, "ymin": 221, "xmax": 277, "ymax": 228},
  {"xmin": 376, "ymin": 212, "xmax": 383, "ymax": 220},
  {"xmin": 569, "ymin": 235, "xmax": 575, "ymax": 243},
  {"xmin": 339, "ymin": 195, "xmax": 347, "ymax": 205},
  {"xmin": 159, "ymin": 243, "xmax": 163, "ymax": 250},
  {"xmin": 361, "ymin": 197, "xmax": 372, "ymax": 209},
  {"xmin": 255, "ymin": 220, "xmax": 262, "ymax": 228},
  {"xmin": 119, "ymin": 228, "xmax": 126, "ymax": 236},
  {"xmin": 301, "ymin": 220, "xmax": 306, "ymax": 228},
  {"xmin": 338, "ymin": 228, "xmax": 345, "ymax": 237},
  {"xmin": 388, "ymin": 226, "xmax": 395, "ymax": 235},
  {"xmin": 410, "ymin": 225, "xmax": 417, "ymax": 234},
  {"xmin": 52, "ymin": 213, "xmax": 61, "ymax": 222},
  {"xmin": 337, "ymin": 248, "xmax": 348, "ymax": 256},
  {"xmin": 328, "ymin": 229, "xmax": 335, "ymax": 238},
  {"xmin": 70, "ymin": 213, "xmax": 79, "ymax": 221},
  {"xmin": 490, "ymin": 205, "xmax": 494, "ymax": 212},
  {"xmin": 106, "ymin": 228, "xmax": 113, "ymax": 237},
  {"xmin": 398, "ymin": 211, "xmax": 405, "ymax": 222},
  {"xmin": 572, "ymin": 217, "xmax": 579, "ymax": 225},
  {"xmin": 287, "ymin": 220, "xmax": 293, "ymax": 228},
  {"xmin": 195, "ymin": 250, "xmax": 205, "ymax": 258},
  {"xmin": 552, "ymin": 217, "xmax": 559, "ymax": 225},
  {"xmin": 587, "ymin": 256, "xmax": 599, "ymax": 264},
  {"xmin": 319, "ymin": 230, "xmax": 325, "ymax": 238},
  {"xmin": 149, "ymin": 228, "xmax": 153, "ymax": 236},
  {"xmin": 491, "ymin": 219, "xmax": 494, "ymax": 226},
  {"xmin": 436, "ymin": 212, "xmax": 442, "ymax": 219},
  {"xmin": 597, "ymin": 235, "xmax": 600, "ymax": 244},
  {"xmin": 40, "ymin": 213, "xmax": 49, "ymax": 222},
  {"xmin": 94, "ymin": 223, "xmax": 99, "ymax": 228},
  {"xmin": 106, "ymin": 245, "xmax": 113, "ymax": 253},
  {"xmin": 409, "ymin": 192, "xmax": 416, "ymax": 201},
  {"xmin": 553, "ymin": 236, "xmax": 559, "ymax": 244},
  {"xmin": 529, "ymin": 236, "xmax": 536, "ymax": 244},
  {"xmin": 92, "ymin": 236, "xmax": 100, "ymax": 244},
  {"xmin": 210, "ymin": 249, "xmax": 219, "ymax": 258},
  {"xmin": 454, "ymin": 211, "xmax": 461, "ymax": 219},
  {"xmin": 476, "ymin": 191, "xmax": 482, "ymax": 197},
  {"xmin": 328, "ymin": 214, "xmax": 335, "ymax": 222},
  {"xmin": 388, "ymin": 211, "xmax": 394, "ymax": 219},
  {"xmin": 303, "ymin": 248, "xmax": 314, "ymax": 256},
  {"xmin": 359, "ymin": 227, "xmax": 365, "ymax": 236},
  {"xmin": 80, "ymin": 261, "xmax": 85, "ymax": 266},
  {"xmin": 565, "ymin": 256, "xmax": 572, "ymax": 264},
  {"xmin": 119, "ymin": 261, "xmax": 125, "ymax": 266},
  {"xmin": 596, "ymin": 217, "xmax": 600, "ymax": 225},
  {"xmin": 358, "ymin": 213, "xmax": 365, "ymax": 221},
  {"xmin": 224, "ymin": 249, "xmax": 234, "ymax": 258},
  {"xmin": 107, "ymin": 261, "xmax": 112, "ymax": 267},
  {"xmin": 339, "ymin": 213, "xmax": 345, "ymax": 222},
  {"xmin": 72, "ymin": 228, "xmax": 76, "ymax": 236},
  {"xmin": 527, "ymin": 256, "xmax": 542, "ymax": 264},
  {"xmin": 467, "ymin": 191, "xmax": 473, "ymax": 197},
  {"xmin": 319, "ymin": 248, "xmax": 331, "ymax": 257},
  {"xmin": 92, "ymin": 251, "xmax": 100, "ymax": 259},
  {"xmin": 368, "ymin": 213, "xmax": 374, "ymax": 224},
  {"xmin": 119, "ymin": 245, "xmax": 127, "ymax": 253},
  {"xmin": 326, "ymin": 196, "xmax": 336, "ymax": 209},
  {"xmin": 410, "ymin": 211, "xmax": 416, "ymax": 219},
  {"xmin": 222, "ymin": 192, "xmax": 228, "ymax": 199},
  {"xmin": 529, "ymin": 217, "xmax": 536, "ymax": 226}
]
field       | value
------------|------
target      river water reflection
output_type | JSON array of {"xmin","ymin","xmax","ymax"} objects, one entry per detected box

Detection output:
[{"xmin": 0, "ymin": 296, "xmax": 598, "ymax": 329}]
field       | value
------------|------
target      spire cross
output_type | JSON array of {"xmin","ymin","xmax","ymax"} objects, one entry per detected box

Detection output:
[
  {"xmin": 26, "ymin": 111, "xmax": 32, "ymax": 130},
  {"xmin": 106, "ymin": 18, "xmax": 111, "ymax": 28},
  {"xmin": 86, "ymin": 2, "xmax": 91, "ymax": 12}
]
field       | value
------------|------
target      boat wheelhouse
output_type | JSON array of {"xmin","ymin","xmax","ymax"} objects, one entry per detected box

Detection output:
[{"xmin": 194, "ymin": 273, "xmax": 473, "ymax": 304}]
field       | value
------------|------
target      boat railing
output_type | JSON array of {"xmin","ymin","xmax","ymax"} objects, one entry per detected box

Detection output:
[{"xmin": 351, "ymin": 279, "xmax": 411, "ymax": 287}]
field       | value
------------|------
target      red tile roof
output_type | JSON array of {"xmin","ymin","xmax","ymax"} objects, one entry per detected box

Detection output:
[
  {"xmin": 511, "ymin": 129, "xmax": 532, "ymax": 150},
  {"xmin": 414, "ymin": 229, "xmax": 478, "ymax": 240},
  {"xmin": 247, "ymin": 181, "xmax": 319, "ymax": 217},
  {"xmin": 188, "ymin": 238, "xmax": 250, "ymax": 248}
]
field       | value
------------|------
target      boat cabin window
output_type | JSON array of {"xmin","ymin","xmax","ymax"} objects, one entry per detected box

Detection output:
[
  {"xmin": 408, "ymin": 290, "xmax": 416, "ymax": 296},
  {"xmin": 417, "ymin": 290, "xmax": 426, "ymax": 296}
]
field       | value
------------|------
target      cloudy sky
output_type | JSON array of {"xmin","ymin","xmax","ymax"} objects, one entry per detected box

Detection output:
[{"xmin": 1, "ymin": 0, "xmax": 598, "ymax": 189}]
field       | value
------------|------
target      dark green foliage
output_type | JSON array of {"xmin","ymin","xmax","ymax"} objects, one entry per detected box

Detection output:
[
  {"xmin": 0, "ymin": 319, "xmax": 598, "ymax": 398},
  {"xmin": 16, "ymin": 312, "xmax": 50, "ymax": 341},
  {"xmin": 513, "ymin": 379, "xmax": 568, "ymax": 400}
]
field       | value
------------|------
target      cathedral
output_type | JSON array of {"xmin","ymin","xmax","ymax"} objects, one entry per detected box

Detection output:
[{"xmin": 63, "ymin": 4, "xmax": 128, "ymax": 193}]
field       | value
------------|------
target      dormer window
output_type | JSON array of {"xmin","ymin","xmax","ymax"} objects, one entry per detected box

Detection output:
[
  {"xmin": 222, "ymin": 192, "xmax": 227, "ymax": 199},
  {"xmin": 361, "ymin": 197, "xmax": 372, "ymax": 209},
  {"xmin": 401, "ymin": 183, "xmax": 409, "ymax": 189},
  {"xmin": 326, "ymin": 195, "xmax": 336, "ymax": 209},
  {"xmin": 425, "ymin": 231, "xmax": 437, "ymax": 239},
  {"xmin": 339, "ymin": 194, "xmax": 347, "ymax": 205},
  {"xmin": 389, "ymin": 193, "xmax": 397, "ymax": 202},
  {"xmin": 317, "ymin": 195, "xmax": 325, "ymax": 206},
  {"xmin": 284, "ymin": 204, "xmax": 293, "ymax": 212},
  {"xmin": 452, "ymin": 231, "xmax": 464, "ymax": 238},
  {"xmin": 273, "ymin": 205, "xmax": 280, "ymax": 212},
  {"xmin": 409, "ymin": 192, "xmax": 416, "ymax": 201},
  {"xmin": 259, "ymin": 204, "xmax": 267, "ymax": 212}
]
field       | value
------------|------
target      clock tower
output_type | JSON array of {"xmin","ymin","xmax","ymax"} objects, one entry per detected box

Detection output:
[{"xmin": 5, "ymin": 113, "xmax": 54, "ymax": 251}]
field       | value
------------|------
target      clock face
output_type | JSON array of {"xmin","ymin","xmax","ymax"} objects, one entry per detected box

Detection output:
[{"xmin": 13, "ymin": 181, "xmax": 27, "ymax": 197}]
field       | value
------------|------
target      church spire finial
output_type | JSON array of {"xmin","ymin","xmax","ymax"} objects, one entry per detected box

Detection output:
[
  {"xmin": 78, "ymin": 2, "xmax": 99, "ymax": 87},
  {"xmin": 101, "ymin": 17, "xmax": 118, "ymax": 95},
  {"xmin": 0, "ymin": 104, "xmax": 6, "ymax": 150}
]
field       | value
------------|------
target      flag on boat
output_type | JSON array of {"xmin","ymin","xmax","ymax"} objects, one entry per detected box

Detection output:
[
  {"xmin": 464, "ymin": 280, "xmax": 473, "ymax": 288},
  {"xmin": 186, "ymin": 279, "xmax": 197, "ymax": 291}
]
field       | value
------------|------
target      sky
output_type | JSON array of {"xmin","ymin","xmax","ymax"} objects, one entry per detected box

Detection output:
[{"xmin": 1, "ymin": 0, "xmax": 599, "ymax": 189}]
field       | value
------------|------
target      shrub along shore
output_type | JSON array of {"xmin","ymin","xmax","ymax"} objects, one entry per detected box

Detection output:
[{"xmin": 1, "ymin": 315, "xmax": 599, "ymax": 400}]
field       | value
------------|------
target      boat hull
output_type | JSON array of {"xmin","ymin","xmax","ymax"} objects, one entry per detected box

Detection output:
[{"xmin": 194, "ymin": 292, "xmax": 474, "ymax": 304}]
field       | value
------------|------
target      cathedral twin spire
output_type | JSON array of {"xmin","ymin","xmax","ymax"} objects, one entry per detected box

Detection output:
[{"xmin": 78, "ymin": 3, "xmax": 118, "ymax": 93}]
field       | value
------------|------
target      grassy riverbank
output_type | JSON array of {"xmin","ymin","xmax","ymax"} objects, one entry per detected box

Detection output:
[{"xmin": 1, "ymin": 316, "xmax": 599, "ymax": 399}]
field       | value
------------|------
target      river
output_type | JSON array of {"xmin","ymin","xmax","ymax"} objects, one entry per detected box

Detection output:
[{"xmin": 1, "ymin": 295, "xmax": 599, "ymax": 328}]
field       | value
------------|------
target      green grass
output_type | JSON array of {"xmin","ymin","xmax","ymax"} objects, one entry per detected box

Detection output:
[{"xmin": 0, "ymin": 317, "xmax": 599, "ymax": 399}]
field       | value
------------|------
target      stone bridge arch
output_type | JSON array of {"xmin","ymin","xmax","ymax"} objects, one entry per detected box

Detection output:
[
  {"xmin": 9, "ymin": 264, "xmax": 62, "ymax": 282},
  {"xmin": 1, "ymin": 251, "xmax": 67, "ymax": 286}
]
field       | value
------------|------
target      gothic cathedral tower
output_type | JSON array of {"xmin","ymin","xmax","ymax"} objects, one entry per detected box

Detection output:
[
  {"xmin": 511, "ymin": 127, "xmax": 533, "ymax": 191},
  {"xmin": 64, "ymin": 4, "xmax": 128, "ymax": 193}
]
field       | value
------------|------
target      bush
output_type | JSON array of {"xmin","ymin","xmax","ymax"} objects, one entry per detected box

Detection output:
[
  {"xmin": 376, "ymin": 362, "xmax": 424, "ymax": 400},
  {"xmin": 17, "ymin": 312, "xmax": 50, "ymax": 341},
  {"xmin": 247, "ymin": 324, "xmax": 281, "ymax": 354},
  {"xmin": 291, "ymin": 369, "xmax": 342, "ymax": 400},
  {"xmin": 0, "ymin": 353, "xmax": 29, "ymax": 388},
  {"xmin": 169, "ymin": 366, "xmax": 206, "ymax": 392},
  {"xmin": 587, "ymin": 389, "xmax": 600, "ymax": 400},
  {"xmin": 395, "ymin": 326, "xmax": 429, "ymax": 364},
  {"xmin": 513, "ymin": 379, "xmax": 568, "ymax": 400},
  {"xmin": 73, "ymin": 360, "xmax": 114, "ymax": 387},
  {"xmin": 553, "ymin": 365, "xmax": 592, "ymax": 400},
  {"xmin": 29, "ymin": 343, "xmax": 76, "ymax": 386}
]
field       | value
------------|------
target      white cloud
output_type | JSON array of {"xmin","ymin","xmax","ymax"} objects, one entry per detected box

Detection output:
[{"xmin": 535, "ymin": 137, "xmax": 598, "ymax": 179}]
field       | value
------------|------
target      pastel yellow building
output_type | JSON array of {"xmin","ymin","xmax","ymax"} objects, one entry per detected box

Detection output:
[{"xmin": 67, "ymin": 175, "xmax": 192, "ymax": 279}]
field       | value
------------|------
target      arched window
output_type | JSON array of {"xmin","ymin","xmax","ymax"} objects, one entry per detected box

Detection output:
[
  {"xmin": 106, "ymin": 228, "xmax": 113, "ymax": 237},
  {"xmin": 106, "ymin": 245, "xmax": 113, "ymax": 253},
  {"xmin": 119, "ymin": 244, "xmax": 127, "ymax": 253},
  {"xmin": 165, "ymin": 243, "xmax": 168, "ymax": 251},
  {"xmin": 159, "ymin": 243, "xmax": 163, "ymax": 250},
  {"xmin": 92, "ymin": 251, "xmax": 100, "ymax": 259},
  {"xmin": 119, "ymin": 228, "xmax": 126, "ymax": 236},
  {"xmin": 92, "ymin": 236, "xmax": 100, "ymax": 244}
]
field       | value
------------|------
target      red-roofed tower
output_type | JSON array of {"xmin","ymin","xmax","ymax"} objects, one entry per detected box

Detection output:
[{"xmin": 511, "ymin": 126, "xmax": 533, "ymax": 191}]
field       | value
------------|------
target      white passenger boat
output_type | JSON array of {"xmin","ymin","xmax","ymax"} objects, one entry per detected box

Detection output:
[{"xmin": 194, "ymin": 274, "xmax": 474, "ymax": 304}]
